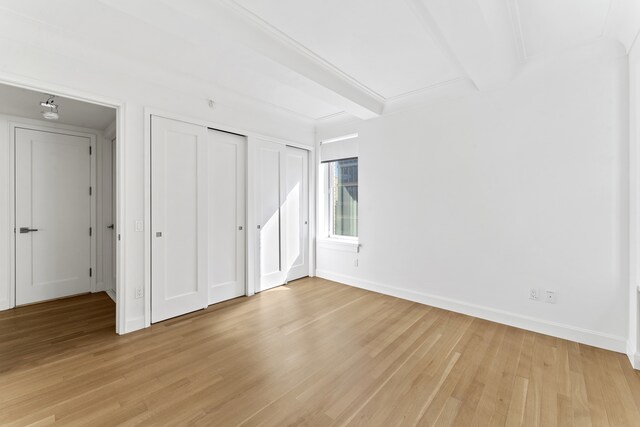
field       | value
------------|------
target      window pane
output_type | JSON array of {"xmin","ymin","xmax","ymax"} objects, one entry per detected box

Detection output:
[{"xmin": 330, "ymin": 158, "xmax": 358, "ymax": 237}]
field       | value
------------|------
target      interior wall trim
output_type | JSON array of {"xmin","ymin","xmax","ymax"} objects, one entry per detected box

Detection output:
[
  {"xmin": 315, "ymin": 269, "xmax": 628, "ymax": 355},
  {"xmin": 125, "ymin": 316, "xmax": 145, "ymax": 334}
]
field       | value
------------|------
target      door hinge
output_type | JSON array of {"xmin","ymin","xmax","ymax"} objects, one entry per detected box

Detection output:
[
  {"xmin": 89, "ymin": 268, "xmax": 92, "ymax": 277},
  {"xmin": 89, "ymin": 186, "xmax": 92, "ymax": 196},
  {"xmin": 89, "ymin": 146, "xmax": 92, "ymax": 155},
  {"xmin": 89, "ymin": 227, "xmax": 92, "ymax": 236}
]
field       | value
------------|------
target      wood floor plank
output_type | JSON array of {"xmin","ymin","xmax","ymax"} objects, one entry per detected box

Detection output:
[{"xmin": 0, "ymin": 277, "xmax": 638, "ymax": 426}]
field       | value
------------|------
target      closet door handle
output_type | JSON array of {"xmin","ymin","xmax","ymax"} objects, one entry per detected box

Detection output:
[{"xmin": 107, "ymin": 224, "xmax": 115, "ymax": 229}]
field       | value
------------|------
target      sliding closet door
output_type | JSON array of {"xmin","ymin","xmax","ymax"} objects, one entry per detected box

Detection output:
[
  {"xmin": 208, "ymin": 129, "xmax": 246, "ymax": 304},
  {"xmin": 151, "ymin": 116, "xmax": 208, "ymax": 323},
  {"xmin": 256, "ymin": 139, "xmax": 287, "ymax": 291},
  {"xmin": 284, "ymin": 146, "xmax": 309, "ymax": 281}
]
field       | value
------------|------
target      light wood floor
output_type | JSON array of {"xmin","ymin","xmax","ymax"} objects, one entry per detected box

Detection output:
[{"xmin": 1, "ymin": 277, "xmax": 640, "ymax": 426}]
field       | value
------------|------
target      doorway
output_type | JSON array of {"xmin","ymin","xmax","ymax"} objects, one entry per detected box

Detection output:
[{"xmin": 0, "ymin": 82, "xmax": 121, "ymax": 332}]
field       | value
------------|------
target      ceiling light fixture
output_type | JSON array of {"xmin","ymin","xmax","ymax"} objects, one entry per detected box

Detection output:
[{"xmin": 40, "ymin": 95, "xmax": 59, "ymax": 120}]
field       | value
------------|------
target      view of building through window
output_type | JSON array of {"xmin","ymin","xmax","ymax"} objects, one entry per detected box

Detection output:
[{"xmin": 328, "ymin": 158, "xmax": 358, "ymax": 237}]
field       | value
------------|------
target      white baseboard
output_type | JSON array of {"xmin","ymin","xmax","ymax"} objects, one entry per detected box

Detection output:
[
  {"xmin": 123, "ymin": 316, "xmax": 145, "ymax": 334},
  {"xmin": 105, "ymin": 289, "xmax": 116, "ymax": 303},
  {"xmin": 316, "ymin": 270, "xmax": 627, "ymax": 353},
  {"xmin": 629, "ymin": 351, "xmax": 640, "ymax": 370}
]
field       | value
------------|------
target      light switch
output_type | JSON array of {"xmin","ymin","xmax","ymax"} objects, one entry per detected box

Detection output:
[{"xmin": 135, "ymin": 220, "xmax": 144, "ymax": 232}]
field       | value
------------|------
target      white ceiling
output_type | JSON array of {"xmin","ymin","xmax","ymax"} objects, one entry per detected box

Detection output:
[
  {"xmin": 234, "ymin": 0, "xmax": 463, "ymax": 99},
  {"xmin": 516, "ymin": 0, "xmax": 613, "ymax": 58},
  {"xmin": 0, "ymin": 83, "xmax": 116, "ymax": 130},
  {"xmin": 0, "ymin": 0, "xmax": 344, "ymax": 120},
  {"xmin": 0, "ymin": 0, "xmax": 637, "ymax": 122}
]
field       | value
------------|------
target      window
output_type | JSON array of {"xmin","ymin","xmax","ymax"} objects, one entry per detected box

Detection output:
[{"xmin": 325, "ymin": 158, "xmax": 358, "ymax": 238}]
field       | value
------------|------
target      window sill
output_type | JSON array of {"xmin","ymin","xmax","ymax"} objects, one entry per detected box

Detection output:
[{"xmin": 317, "ymin": 238, "xmax": 360, "ymax": 253}]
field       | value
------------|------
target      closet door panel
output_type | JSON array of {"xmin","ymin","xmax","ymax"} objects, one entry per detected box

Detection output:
[
  {"xmin": 151, "ymin": 116, "xmax": 208, "ymax": 323},
  {"xmin": 284, "ymin": 146, "xmax": 309, "ymax": 281},
  {"xmin": 208, "ymin": 129, "xmax": 246, "ymax": 304},
  {"xmin": 256, "ymin": 140, "xmax": 286, "ymax": 291}
]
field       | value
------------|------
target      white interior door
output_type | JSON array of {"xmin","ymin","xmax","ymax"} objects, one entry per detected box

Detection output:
[
  {"xmin": 103, "ymin": 137, "xmax": 116, "ymax": 294},
  {"xmin": 256, "ymin": 139, "xmax": 287, "ymax": 291},
  {"xmin": 284, "ymin": 146, "xmax": 309, "ymax": 281},
  {"xmin": 15, "ymin": 128, "xmax": 92, "ymax": 305},
  {"xmin": 111, "ymin": 139, "xmax": 116, "ymax": 292},
  {"xmin": 208, "ymin": 129, "xmax": 246, "ymax": 304},
  {"xmin": 151, "ymin": 116, "xmax": 208, "ymax": 323}
]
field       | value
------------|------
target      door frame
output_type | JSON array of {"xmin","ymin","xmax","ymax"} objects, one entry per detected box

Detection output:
[
  {"xmin": 144, "ymin": 108, "xmax": 316, "ymax": 328},
  {"xmin": 10, "ymin": 123, "xmax": 98, "ymax": 304},
  {"xmin": 0, "ymin": 74, "xmax": 125, "ymax": 334}
]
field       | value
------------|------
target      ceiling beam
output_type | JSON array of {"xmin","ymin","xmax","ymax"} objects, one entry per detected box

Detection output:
[{"xmin": 99, "ymin": 0, "xmax": 383, "ymax": 119}]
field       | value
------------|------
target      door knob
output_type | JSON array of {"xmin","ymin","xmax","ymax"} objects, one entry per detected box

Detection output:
[
  {"xmin": 19, "ymin": 227, "xmax": 39, "ymax": 233},
  {"xmin": 107, "ymin": 224, "xmax": 115, "ymax": 229}
]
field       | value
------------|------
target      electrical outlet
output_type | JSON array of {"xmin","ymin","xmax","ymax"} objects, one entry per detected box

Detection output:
[
  {"xmin": 135, "ymin": 220, "xmax": 144, "ymax": 232},
  {"xmin": 529, "ymin": 288, "xmax": 538, "ymax": 301},
  {"xmin": 545, "ymin": 290, "xmax": 557, "ymax": 304},
  {"xmin": 135, "ymin": 287, "xmax": 143, "ymax": 299}
]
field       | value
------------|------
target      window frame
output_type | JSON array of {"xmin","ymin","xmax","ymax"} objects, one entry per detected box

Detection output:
[{"xmin": 322, "ymin": 157, "xmax": 358, "ymax": 241}]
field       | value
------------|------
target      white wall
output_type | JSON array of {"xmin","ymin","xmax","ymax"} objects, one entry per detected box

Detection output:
[
  {"xmin": 0, "ymin": 29, "xmax": 314, "ymax": 333},
  {"xmin": 316, "ymin": 39, "xmax": 630, "ymax": 352}
]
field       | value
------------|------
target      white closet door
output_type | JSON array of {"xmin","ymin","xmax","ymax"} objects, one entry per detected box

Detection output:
[
  {"xmin": 256, "ymin": 139, "xmax": 287, "ymax": 291},
  {"xmin": 151, "ymin": 116, "xmax": 208, "ymax": 323},
  {"xmin": 208, "ymin": 129, "xmax": 246, "ymax": 304},
  {"xmin": 15, "ymin": 128, "xmax": 92, "ymax": 305},
  {"xmin": 284, "ymin": 146, "xmax": 309, "ymax": 281}
]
